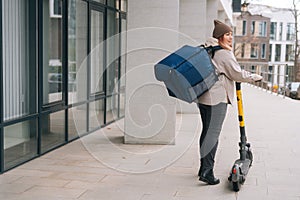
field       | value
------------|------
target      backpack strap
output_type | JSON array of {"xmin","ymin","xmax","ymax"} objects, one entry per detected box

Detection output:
[
  {"xmin": 204, "ymin": 45, "xmax": 223, "ymax": 59},
  {"xmin": 199, "ymin": 45, "xmax": 224, "ymax": 77}
]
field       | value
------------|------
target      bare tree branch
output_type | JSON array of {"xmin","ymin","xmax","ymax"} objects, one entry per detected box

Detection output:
[{"xmin": 291, "ymin": 0, "xmax": 300, "ymax": 81}]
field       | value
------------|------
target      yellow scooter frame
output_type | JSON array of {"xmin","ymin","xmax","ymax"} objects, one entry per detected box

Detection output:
[{"xmin": 228, "ymin": 82, "xmax": 253, "ymax": 192}]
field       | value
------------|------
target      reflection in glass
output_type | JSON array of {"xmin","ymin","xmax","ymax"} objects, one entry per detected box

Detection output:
[
  {"xmin": 119, "ymin": 91, "xmax": 125, "ymax": 118},
  {"xmin": 90, "ymin": 10, "xmax": 104, "ymax": 94},
  {"xmin": 68, "ymin": 0, "xmax": 88, "ymax": 104},
  {"xmin": 2, "ymin": 0, "xmax": 37, "ymax": 121},
  {"xmin": 68, "ymin": 104, "xmax": 87, "ymax": 140},
  {"xmin": 89, "ymin": 99, "xmax": 104, "ymax": 131},
  {"xmin": 107, "ymin": 0, "xmax": 118, "ymax": 8},
  {"xmin": 119, "ymin": 17, "xmax": 127, "ymax": 118},
  {"xmin": 41, "ymin": 111, "xmax": 65, "ymax": 153},
  {"xmin": 120, "ymin": 0, "xmax": 127, "ymax": 11},
  {"xmin": 43, "ymin": 0, "xmax": 63, "ymax": 104},
  {"xmin": 4, "ymin": 119, "xmax": 38, "ymax": 170},
  {"xmin": 107, "ymin": 10, "xmax": 120, "ymax": 95},
  {"xmin": 106, "ymin": 95, "xmax": 118, "ymax": 123},
  {"xmin": 92, "ymin": 0, "xmax": 105, "ymax": 4}
]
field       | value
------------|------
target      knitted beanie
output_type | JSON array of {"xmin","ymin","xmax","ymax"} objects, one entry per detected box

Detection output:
[{"xmin": 212, "ymin": 20, "xmax": 233, "ymax": 39}]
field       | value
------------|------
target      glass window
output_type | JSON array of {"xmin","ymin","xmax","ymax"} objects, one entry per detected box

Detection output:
[
  {"xmin": 275, "ymin": 44, "xmax": 281, "ymax": 61},
  {"xmin": 251, "ymin": 44, "xmax": 258, "ymax": 58},
  {"xmin": 241, "ymin": 43, "xmax": 245, "ymax": 58},
  {"xmin": 259, "ymin": 21, "xmax": 267, "ymax": 37},
  {"xmin": 286, "ymin": 65, "xmax": 293, "ymax": 83},
  {"xmin": 251, "ymin": 66, "xmax": 255, "ymax": 73},
  {"xmin": 90, "ymin": 10, "xmax": 104, "ymax": 95},
  {"xmin": 286, "ymin": 44, "xmax": 294, "ymax": 61},
  {"xmin": 119, "ymin": 16, "xmax": 127, "ymax": 118},
  {"xmin": 261, "ymin": 43, "xmax": 266, "ymax": 59},
  {"xmin": 279, "ymin": 22, "xmax": 283, "ymax": 41},
  {"xmin": 107, "ymin": 0, "xmax": 118, "ymax": 8},
  {"xmin": 50, "ymin": 0, "xmax": 62, "ymax": 18},
  {"xmin": 68, "ymin": 0, "xmax": 88, "ymax": 104},
  {"xmin": 269, "ymin": 44, "xmax": 272, "ymax": 61},
  {"xmin": 286, "ymin": 23, "xmax": 295, "ymax": 41},
  {"xmin": 242, "ymin": 20, "xmax": 247, "ymax": 35},
  {"xmin": 251, "ymin": 21, "xmax": 255, "ymax": 35},
  {"xmin": 120, "ymin": 0, "xmax": 127, "ymax": 12},
  {"xmin": 106, "ymin": 95, "xmax": 118, "ymax": 123},
  {"xmin": 89, "ymin": 99, "xmax": 105, "ymax": 131},
  {"xmin": 268, "ymin": 66, "xmax": 273, "ymax": 82},
  {"xmin": 107, "ymin": 10, "xmax": 120, "ymax": 95},
  {"xmin": 93, "ymin": 0, "xmax": 105, "ymax": 4},
  {"xmin": 41, "ymin": 110, "xmax": 65, "ymax": 153},
  {"xmin": 2, "ymin": 0, "xmax": 37, "ymax": 121},
  {"xmin": 68, "ymin": 104, "xmax": 87, "ymax": 140},
  {"xmin": 270, "ymin": 22, "xmax": 277, "ymax": 40},
  {"xmin": 4, "ymin": 119, "xmax": 38, "ymax": 170},
  {"xmin": 43, "ymin": 0, "xmax": 63, "ymax": 104}
]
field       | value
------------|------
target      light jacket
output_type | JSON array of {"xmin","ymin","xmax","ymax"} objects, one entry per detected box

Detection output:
[{"xmin": 198, "ymin": 37, "xmax": 255, "ymax": 105}]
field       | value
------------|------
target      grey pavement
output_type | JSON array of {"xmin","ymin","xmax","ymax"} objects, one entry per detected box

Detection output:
[{"xmin": 1, "ymin": 84, "xmax": 300, "ymax": 200}]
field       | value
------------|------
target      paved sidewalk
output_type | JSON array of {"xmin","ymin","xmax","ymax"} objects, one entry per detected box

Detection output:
[{"xmin": 1, "ymin": 84, "xmax": 300, "ymax": 200}]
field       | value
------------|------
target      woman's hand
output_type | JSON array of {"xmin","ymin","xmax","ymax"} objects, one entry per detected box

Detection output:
[{"xmin": 250, "ymin": 74, "xmax": 263, "ymax": 82}]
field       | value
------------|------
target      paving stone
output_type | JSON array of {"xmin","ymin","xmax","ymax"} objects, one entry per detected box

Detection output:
[
  {"xmin": 12, "ymin": 176, "xmax": 70, "ymax": 187},
  {"xmin": 0, "ymin": 183, "xmax": 34, "ymax": 194},
  {"xmin": 22, "ymin": 186, "xmax": 86, "ymax": 199},
  {"xmin": 1, "ymin": 85, "xmax": 300, "ymax": 199}
]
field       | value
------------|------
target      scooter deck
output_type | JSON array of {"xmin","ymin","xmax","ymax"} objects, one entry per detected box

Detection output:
[{"xmin": 233, "ymin": 158, "xmax": 252, "ymax": 176}]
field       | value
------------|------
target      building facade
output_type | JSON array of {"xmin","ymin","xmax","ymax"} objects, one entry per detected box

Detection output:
[
  {"xmin": 0, "ymin": 0, "xmax": 127, "ymax": 173},
  {"xmin": 235, "ymin": 3, "xmax": 295, "ymax": 89},
  {"xmin": 233, "ymin": 8, "xmax": 270, "ymax": 88},
  {"xmin": 263, "ymin": 5, "xmax": 296, "ymax": 86},
  {"xmin": 0, "ymin": 0, "xmax": 234, "ymax": 173}
]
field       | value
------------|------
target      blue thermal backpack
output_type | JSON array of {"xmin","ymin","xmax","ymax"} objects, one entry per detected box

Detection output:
[{"xmin": 154, "ymin": 45, "xmax": 222, "ymax": 103}]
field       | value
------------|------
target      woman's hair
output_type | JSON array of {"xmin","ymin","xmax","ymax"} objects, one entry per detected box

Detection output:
[{"xmin": 218, "ymin": 33, "xmax": 232, "ymax": 51}]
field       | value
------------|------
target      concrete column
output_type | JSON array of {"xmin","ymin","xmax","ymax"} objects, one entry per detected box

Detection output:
[
  {"xmin": 124, "ymin": 0, "xmax": 180, "ymax": 144},
  {"xmin": 175, "ymin": 0, "xmax": 209, "ymax": 114},
  {"xmin": 179, "ymin": 0, "xmax": 207, "ymax": 44},
  {"xmin": 278, "ymin": 64, "xmax": 286, "ymax": 87},
  {"xmin": 206, "ymin": 0, "xmax": 219, "ymax": 39}
]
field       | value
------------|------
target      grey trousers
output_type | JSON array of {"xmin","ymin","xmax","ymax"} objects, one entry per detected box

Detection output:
[{"xmin": 198, "ymin": 103, "xmax": 227, "ymax": 173}]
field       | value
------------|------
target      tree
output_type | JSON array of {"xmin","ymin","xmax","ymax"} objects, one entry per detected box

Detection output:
[{"xmin": 291, "ymin": 0, "xmax": 300, "ymax": 81}]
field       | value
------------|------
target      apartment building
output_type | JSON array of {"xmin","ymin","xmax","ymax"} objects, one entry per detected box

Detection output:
[
  {"xmin": 234, "ymin": 3, "xmax": 295, "ymax": 89},
  {"xmin": 234, "ymin": 6, "xmax": 270, "ymax": 88}
]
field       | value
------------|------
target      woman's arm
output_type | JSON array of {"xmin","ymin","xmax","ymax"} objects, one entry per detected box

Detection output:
[{"xmin": 219, "ymin": 51, "xmax": 262, "ymax": 82}]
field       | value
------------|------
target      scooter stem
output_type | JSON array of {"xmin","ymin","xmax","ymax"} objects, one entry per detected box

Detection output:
[{"xmin": 236, "ymin": 82, "xmax": 247, "ymax": 161}]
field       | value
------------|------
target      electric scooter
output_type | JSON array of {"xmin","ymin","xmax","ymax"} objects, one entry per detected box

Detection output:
[{"xmin": 228, "ymin": 82, "xmax": 253, "ymax": 192}]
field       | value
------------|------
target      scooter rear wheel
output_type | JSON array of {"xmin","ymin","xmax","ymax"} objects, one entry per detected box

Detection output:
[{"xmin": 232, "ymin": 182, "xmax": 240, "ymax": 192}]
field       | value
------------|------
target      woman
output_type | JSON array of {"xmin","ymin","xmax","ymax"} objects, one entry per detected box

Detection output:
[{"xmin": 197, "ymin": 20, "xmax": 262, "ymax": 185}]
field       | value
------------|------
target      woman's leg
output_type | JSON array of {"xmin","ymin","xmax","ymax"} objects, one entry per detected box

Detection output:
[{"xmin": 198, "ymin": 103, "xmax": 227, "ymax": 183}]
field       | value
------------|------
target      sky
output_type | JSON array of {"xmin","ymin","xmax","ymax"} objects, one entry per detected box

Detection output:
[{"xmin": 249, "ymin": 0, "xmax": 297, "ymax": 9}]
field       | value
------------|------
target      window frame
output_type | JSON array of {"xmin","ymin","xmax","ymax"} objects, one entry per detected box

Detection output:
[
  {"xmin": 50, "ymin": 0, "xmax": 62, "ymax": 18},
  {"xmin": 261, "ymin": 43, "xmax": 266, "ymax": 59},
  {"xmin": 251, "ymin": 21, "xmax": 255, "ymax": 35},
  {"xmin": 242, "ymin": 20, "xmax": 247, "ymax": 36},
  {"xmin": 250, "ymin": 43, "xmax": 258, "ymax": 59}
]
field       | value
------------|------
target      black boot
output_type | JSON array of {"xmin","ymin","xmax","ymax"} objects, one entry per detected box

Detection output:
[
  {"xmin": 198, "ymin": 165, "xmax": 203, "ymax": 177},
  {"xmin": 199, "ymin": 169, "xmax": 220, "ymax": 185}
]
